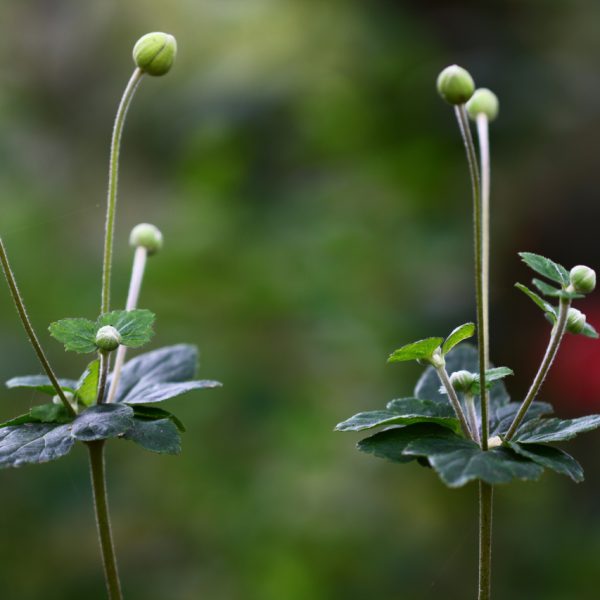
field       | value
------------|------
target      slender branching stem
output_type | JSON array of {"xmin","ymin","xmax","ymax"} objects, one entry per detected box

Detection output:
[
  {"xmin": 476, "ymin": 114, "xmax": 491, "ymax": 369},
  {"xmin": 436, "ymin": 366, "xmax": 474, "ymax": 440},
  {"xmin": 504, "ymin": 298, "xmax": 570, "ymax": 441},
  {"xmin": 96, "ymin": 351, "xmax": 111, "ymax": 405},
  {"xmin": 464, "ymin": 392, "xmax": 481, "ymax": 446},
  {"xmin": 478, "ymin": 482, "xmax": 493, "ymax": 600},
  {"xmin": 454, "ymin": 105, "xmax": 489, "ymax": 448},
  {"xmin": 101, "ymin": 68, "xmax": 144, "ymax": 315},
  {"xmin": 87, "ymin": 440, "xmax": 123, "ymax": 600},
  {"xmin": 106, "ymin": 246, "xmax": 148, "ymax": 403},
  {"xmin": 0, "ymin": 238, "xmax": 76, "ymax": 417}
]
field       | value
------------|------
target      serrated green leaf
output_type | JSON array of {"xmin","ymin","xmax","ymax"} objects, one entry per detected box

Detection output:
[
  {"xmin": 6, "ymin": 375, "xmax": 78, "ymax": 395},
  {"xmin": 532, "ymin": 278, "xmax": 583, "ymax": 300},
  {"xmin": 130, "ymin": 405, "xmax": 186, "ymax": 432},
  {"xmin": 491, "ymin": 401, "xmax": 553, "ymax": 435},
  {"xmin": 123, "ymin": 417, "xmax": 181, "ymax": 454},
  {"xmin": 515, "ymin": 283, "xmax": 557, "ymax": 322},
  {"xmin": 49, "ymin": 318, "xmax": 97, "ymax": 353},
  {"xmin": 336, "ymin": 398, "xmax": 459, "ymax": 433},
  {"xmin": 0, "ymin": 423, "xmax": 74, "ymax": 468},
  {"xmin": 442, "ymin": 323, "xmax": 475, "ymax": 355},
  {"xmin": 75, "ymin": 360, "xmax": 100, "ymax": 406},
  {"xmin": 582, "ymin": 322, "xmax": 599, "ymax": 339},
  {"xmin": 71, "ymin": 404, "xmax": 134, "ymax": 442},
  {"xmin": 519, "ymin": 252, "xmax": 569, "ymax": 286},
  {"xmin": 508, "ymin": 442, "xmax": 584, "ymax": 483},
  {"xmin": 98, "ymin": 309, "xmax": 155, "ymax": 348},
  {"xmin": 515, "ymin": 415, "xmax": 600, "ymax": 443},
  {"xmin": 388, "ymin": 337, "xmax": 443, "ymax": 363}
]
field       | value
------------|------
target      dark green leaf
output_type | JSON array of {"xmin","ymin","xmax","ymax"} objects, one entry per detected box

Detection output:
[
  {"xmin": 123, "ymin": 418, "xmax": 181, "ymax": 454},
  {"xmin": 491, "ymin": 401, "xmax": 553, "ymax": 435},
  {"xmin": 442, "ymin": 323, "xmax": 475, "ymax": 355},
  {"xmin": 519, "ymin": 252, "xmax": 569, "ymax": 286},
  {"xmin": 508, "ymin": 442, "xmax": 584, "ymax": 483},
  {"xmin": 130, "ymin": 405, "xmax": 186, "ymax": 432},
  {"xmin": 388, "ymin": 338, "xmax": 443, "ymax": 363},
  {"xmin": 471, "ymin": 367, "xmax": 513, "ymax": 394},
  {"xmin": 75, "ymin": 360, "xmax": 100, "ymax": 406},
  {"xmin": 0, "ymin": 423, "xmax": 73, "ymax": 468},
  {"xmin": 336, "ymin": 398, "xmax": 459, "ymax": 433},
  {"xmin": 48, "ymin": 318, "xmax": 97, "ymax": 353},
  {"xmin": 98, "ymin": 309, "xmax": 155, "ymax": 348},
  {"xmin": 515, "ymin": 415, "xmax": 600, "ymax": 443},
  {"xmin": 582, "ymin": 322, "xmax": 599, "ymax": 339},
  {"xmin": 532, "ymin": 278, "xmax": 582, "ymax": 300},
  {"xmin": 71, "ymin": 404, "xmax": 134, "ymax": 442},
  {"xmin": 515, "ymin": 283, "xmax": 557, "ymax": 321},
  {"xmin": 5, "ymin": 375, "xmax": 78, "ymax": 395},
  {"xmin": 122, "ymin": 380, "xmax": 221, "ymax": 405}
]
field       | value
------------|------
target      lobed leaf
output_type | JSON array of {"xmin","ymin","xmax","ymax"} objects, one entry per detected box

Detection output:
[
  {"xmin": 388, "ymin": 338, "xmax": 443, "ymax": 363},
  {"xmin": 123, "ymin": 418, "xmax": 181, "ymax": 454},
  {"xmin": 48, "ymin": 318, "xmax": 97, "ymax": 353},
  {"xmin": 6, "ymin": 375, "xmax": 78, "ymax": 395},
  {"xmin": 442, "ymin": 323, "xmax": 475, "ymax": 355},
  {"xmin": 519, "ymin": 252, "xmax": 569, "ymax": 286},
  {"xmin": 514, "ymin": 415, "xmax": 600, "ymax": 444},
  {"xmin": 71, "ymin": 404, "xmax": 134, "ymax": 442},
  {"xmin": 98, "ymin": 309, "xmax": 155, "ymax": 348},
  {"xmin": 508, "ymin": 442, "xmax": 583, "ymax": 483},
  {"xmin": 491, "ymin": 401, "xmax": 553, "ymax": 436}
]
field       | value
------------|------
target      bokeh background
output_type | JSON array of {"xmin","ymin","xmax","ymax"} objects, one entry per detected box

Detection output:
[{"xmin": 0, "ymin": 1, "xmax": 600, "ymax": 598}]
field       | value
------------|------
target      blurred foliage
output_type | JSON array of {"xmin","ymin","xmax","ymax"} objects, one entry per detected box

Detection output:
[{"xmin": 0, "ymin": 0, "xmax": 600, "ymax": 598}]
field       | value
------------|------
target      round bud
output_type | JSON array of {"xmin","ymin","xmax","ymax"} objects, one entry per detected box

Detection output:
[
  {"xmin": 95, "ymin": 326, "xmax": 122, "ymax": 352},
  {"xmin": 487, "ymin": 436, "xmax": 502, "ymax": 449},
  {"xmin": 430, "ymin": 347, "xmax": 445, "ymax": 369},
  {"xmin": 566, "ymin": 308, "xmax": 586, "ymax": 335},
  {"xmin": 133, "ymin": 32, "xmax": 177, "ymax": 76},
  {"xmin": 466, "ymin": 88, "xmax": 499, "ymax": 121},
  {"xmin": 129, "ymin": 223, "xmax": 163, "ymax": 255},
  {"xmin": 449, "ymin": 370, "xmax": 476, "ymax": 392},
  {"xmin": 436, "ymin": 65, "xmax": 475, "ymax": 105},
  {"xmin": 569, "ymin": 265, "xmax": 596, "ymax": 294}
]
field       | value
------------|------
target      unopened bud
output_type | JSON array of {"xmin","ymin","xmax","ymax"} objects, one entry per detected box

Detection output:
[
  {"xmin": 436, "ymin": 65, "xmax": 475, "ymax": 105},
  {"xmin": 487, "ymin": 436, "xmax": 502, "ymax": 449},
  {"xmin": 466, "ymin": 88, "xmax": 499, "ymax": 121},
  {"xmin": 95, "ymin": 325, "xmax": 122, "ymax": 352},
  {"xmin": 449, "ymin": 370, "xmax": 476, "ymax": 392},
  {"xmin": 430, "ymin": 348, "xmax": 445, "ymax": 369},
  {"xmin": 129, "ymin": 223, "xmax": 163, "ymax": 255},
  {"xmin": 566, "ymin": 308, "xmax": 586, "ymax": 334},
  {"xmin": 569, "ymin": 265, "xmax": 596, "ymax": 294},
  {"xmin": 133, "ymin": 32, "xmax": 177, "ymax": 76}
]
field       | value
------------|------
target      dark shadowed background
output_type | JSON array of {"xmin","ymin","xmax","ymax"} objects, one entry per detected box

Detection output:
[{"xmin": 0, "ymin": 1, "xmax": 599, "ymax": 598}]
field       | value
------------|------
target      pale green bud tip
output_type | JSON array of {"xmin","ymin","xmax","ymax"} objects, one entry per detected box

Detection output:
[
  {"xmin": 449, "ymin": 370, "xmax": 476, "ymax": 392},
  {"xmin": 436, "ymin": 65, "xmax": 475, "ymax": 105},
  {"xmin": 129, "ymin": 223, "xmax": 163, "ymax": 255},
  {"xmin": 487, "ymin": 436, "xmax": 503, "ymax": 449},
  {"xmin": 569, "ymin": 265, "xmax": 596, "ymax": 294},
  {"xmin": 95, "ymin": 325, "xmax": 122, "ymax": 352},
  {"xmin": 566, "ymin": 308, "xmax": 586, "ymax": 335},
  {"xmin": 133, "ymin": 32, "xmax": 177, "ymax": 76},
  {"xmin": 466, "ymin": 88, "xmax": 499, "ymax": 121}
]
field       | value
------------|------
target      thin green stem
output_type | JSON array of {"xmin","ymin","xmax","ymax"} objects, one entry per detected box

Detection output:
[
  {"xmin": 101, "ymin": 67, "xmax": 144, "ymax": 315},
  {"xmin": 504, "ymin": 298, "xmax": 570, "ymax": 441},
  {"xmin": 478, "ymin": 482, "xmax": 493, "ymax": 600},
  {"xmin": 0, "ymin": 238, "xmax": 76, "ymax": 417},
  {"xmin": 96, "ymin": 351, "xmax": 111, "ymax": 405},
  {"xmin": 454, "ymin": 105, "xmax": 489, "ymax": 449},
  {"xmin": 436, "ymin": 365, "xmax": 474, "ymax": 440},
  {"xmin": 465, "ymin": 392, "xmax": 481, "ymax": 446},
  {"xmin": 87, "ymin": 440, "xmax": 123, "ymax": 600}
]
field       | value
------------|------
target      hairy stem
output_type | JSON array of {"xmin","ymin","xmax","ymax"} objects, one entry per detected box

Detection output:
[
  {"xmin": 454, "ymin": 105, "xmax": 489, "ymax": 448},
  {"xmin": 101, "ymin": 68, "xmax": 144, "ymax": 315},
  {"xmin": 106, "ymin": 246, "xmax": 148, "ymax": 403},
  {"xmin": 88, "ymin": 441, "xmax": 123, "ymax": 600},
  {"xmin": 0, "ymin": 238, "xmax": 76, "ymax": 417},
  {"xmin": 504, "ymin": 298, "xmax": 570, "ymax": 441},
  {"xmin": 465, "ymin": 393, "xmax": 481, "ymax": 446},
  {"xmin": 478, "ymin": 482, "xmax": 493, "ymax": 600},
  {"xmin": 96, "ymin": 351, "xmax": 111, "ymax": 405},
  {"xmin": 436, "ymin": 366, "xmax": 474, "ymax": 440}
]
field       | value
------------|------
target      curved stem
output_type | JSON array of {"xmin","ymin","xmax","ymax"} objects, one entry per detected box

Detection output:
[
  {"xmin": 87, "ymin": 440, "xmax": 123, "ymax": 600},
  {"xmin": 101, "ymin": 68, "xmax": 144, "ymax": 315},
  {"xmin": 436, "ymin": 366, "xmax": 474, "ymax": 440},
  {"xmin": 0, "ymin": 238, "xmax": 76, "ymax": 417},
  {"xmin": 454, "ymin": 105, "xmax": 489, "ymax": 449},
  {"xmin": 478, "ymin": 482, "xmax": 493, "ymax": 600},
  {"xmin": 504, "ymin": 297, "xmax": 570, "ymax": 441},
  {"xmin": 106, "ymin": 246, "xmax": 148, "ymax": 403}
]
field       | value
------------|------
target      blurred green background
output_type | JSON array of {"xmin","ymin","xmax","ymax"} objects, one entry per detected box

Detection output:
[{"xmin": 1, "ymin": 0, "xmax": 600, "ymax": 598}]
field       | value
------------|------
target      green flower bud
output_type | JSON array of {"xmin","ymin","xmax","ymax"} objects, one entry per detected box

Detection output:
[
  {"xmin": 95, "ymin": 325, "xmax": 122, "ymax": 352},
  {"xmin": 430, "ymin": 347, "xmax": 445, "ymax": 369},
  {"xmin": 129, "ymin": 223, "xmax": 163, "ymax": 255},
  {"xmin": 449, "ymin": 369, "xmax": 476, "ymax": 392},
  {"xmin": 566, "ymin": 308, "xmax": 586, "ymax": 335},
  {"xmin": 133, "ymin": 32, "xmax": 177, "ymax": 76},
  {"xmin": 466, "ymin": 88, "xmax": 499, "ymax": 121},
  {"xmin": 436, "ymin": 65, "xmax": 475, "ymax": 105},
  {"xmin": 569, "ymin": 265, "xmax": 596, "ymax": 294}
]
